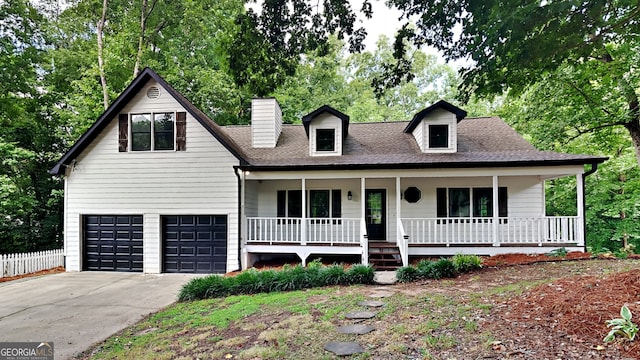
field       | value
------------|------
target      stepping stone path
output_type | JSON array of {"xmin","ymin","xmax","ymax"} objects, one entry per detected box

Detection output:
[{"xmin": 323, "ymin": 285, "xmax": 397, "ymax": 357}]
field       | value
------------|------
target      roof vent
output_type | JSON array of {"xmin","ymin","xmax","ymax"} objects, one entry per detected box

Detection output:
[{"xmin": 146, "ymin": 86, "xmax": 160, "ymax": 99}]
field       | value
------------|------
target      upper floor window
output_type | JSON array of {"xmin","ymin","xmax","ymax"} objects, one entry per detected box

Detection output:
[
  {"xmin": 316, "ymin": 129, "xmax": 335, "ymax": 152},
  {"xmin": 131, "ymin": 112, "xmax": 175, "ymax": 151},
  {"xmin": 429, "ymin": 124, "xmax": 449, "ymax": 148}
]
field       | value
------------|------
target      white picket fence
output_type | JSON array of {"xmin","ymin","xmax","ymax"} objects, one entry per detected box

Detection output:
[{"xmin": 0, "ymin": 249, "xmax": 65, "ymax": 278}]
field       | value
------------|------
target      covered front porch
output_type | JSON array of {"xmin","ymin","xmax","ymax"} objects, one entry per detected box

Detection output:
[{"xmin": 239, "ymin": 167, "xmax": 587, "ymax": 269}]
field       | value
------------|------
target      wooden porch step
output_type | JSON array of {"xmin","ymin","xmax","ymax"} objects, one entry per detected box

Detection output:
[{"xmin": 368, "ymin": 242, "xmax": 402, "ymax": 270}]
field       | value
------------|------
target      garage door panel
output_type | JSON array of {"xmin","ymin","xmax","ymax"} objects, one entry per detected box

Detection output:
[
  {"xmin": 163, "ymin": 215, "xmax": 227, "ymax": 274},
  {"xmin": 83, "ymin": 215, "xmax": 143, "ymax": 272}
]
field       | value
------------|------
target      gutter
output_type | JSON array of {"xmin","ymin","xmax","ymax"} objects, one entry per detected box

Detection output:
[{"xmin": 581, "ymin": 162, "xmax": 600, "ymax": 252}]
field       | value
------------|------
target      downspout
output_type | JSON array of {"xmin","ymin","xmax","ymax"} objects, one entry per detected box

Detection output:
[
  {"xmin": 233, "ymin": 166, "xmax": 243, "ymax": 272},
  {"xmin": 581, "ymin": 162, "xmax": 599, "ymax": 252}
]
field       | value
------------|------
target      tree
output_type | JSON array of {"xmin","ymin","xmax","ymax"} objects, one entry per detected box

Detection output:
[
  {"xmin": 272, "ymin": 35, "xmax": 461, "ymax": 123},
  {"xmin": 383, "ymin": 0, "xmax": 640, "ymax": 167},
  {"xmin": 0, "ymin": 0, "xmax": 64, "ymax": 253},
  {"xmin": 45, "ymin": 0, "xmax": 247, "ymax": 133},
  {"xmin": 500, "ymin": 69, "xmax": 640, "ymax": 252},
  {"xmin": 249, "ymin": 1, "xmax": 640, "ymax": 166}
]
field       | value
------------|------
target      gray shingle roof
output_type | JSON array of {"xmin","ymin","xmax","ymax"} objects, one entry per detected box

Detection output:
[{"xmin": 221, "ymin": 117, "xmax": 606, "ymax": 170}]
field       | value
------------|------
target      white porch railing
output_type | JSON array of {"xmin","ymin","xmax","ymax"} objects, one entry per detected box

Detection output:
[
  {"xmin": 360, "ymin": 217, "xmax": 368, "ymax": 265},
  {"xmin": 397, "ymin": 219, "xmax": 409, "ymax": 266},
  {"xmin": 1, "ymin": 249, "xmax": 65, "ymax": 278},
  {"xmin": 402, "ymin": 216, "xmax": 580, "ymax": 246},
  {"xmin": 246, "ymin": 217, "xmax": 361, "ymax": 245}
]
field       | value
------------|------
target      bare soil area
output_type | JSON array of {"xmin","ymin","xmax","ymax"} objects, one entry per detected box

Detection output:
[
  {"xmin": 0, "ymin": 266, "xmax": 65, "ymax": 283},
  {"xmin": 234, "ymin": 257, "xmax": 640, "ymax": 359}
]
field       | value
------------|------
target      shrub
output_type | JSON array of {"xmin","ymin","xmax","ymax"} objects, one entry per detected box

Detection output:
[
  {"xmin": 396, "ymin": 266, "xmax": 418, "ymax": 282},
  {"xmin": 179, "ymin": 262, "xmax": 375, "ymax": 301},
  {"xmin": 452, "ymin": 254, "xmax": 483, "ymax": 273},
  {"xmin": 345, "ymin": 264, "xmax": 375, "ymax": 284},
  {"xmin": 546, "ymin": 247, "xmax": 568, "ymax": 258},
  {"xmin": 320, "ymin": 264, "xmax": 348, "ymax": 285},
  {"xmin": 428, "ymin": 259, "xmax": 457, "ymax": 279},
  {"xmin": 415, "ymin": 259, "xmax": 434, "ymax": 279},
  {"xmin": 178, "ymin": 275, "xmax": 226, "ymax": 301}
]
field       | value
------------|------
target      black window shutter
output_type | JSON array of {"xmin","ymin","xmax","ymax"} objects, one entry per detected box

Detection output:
[
  {"xmin": 277, "ymin": 191, "xmax": 286, "ymax": 217},
  {"xmin": 498, "ymin": 187, "xmax": 508, "ymax": 217},
  {"xmin": 332, "ymin": 190, "xmax": 341, "ymax": 218},
  {"xmin": 436, "ymin": 188, "xmax": 447, "ymax": 217},
  {"xmin": 288, "ymin": 190, "xmax": 303, "ymax": 217},
  {"xmin": 118, "ymin": 114, "xmax": 128, "ymax": 152},
  {"xmin": 176, "ymin": 112, "xmax": 186, "ymax": 151}
]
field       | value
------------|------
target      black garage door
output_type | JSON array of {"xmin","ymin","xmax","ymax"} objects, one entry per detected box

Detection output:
[
  {"xmin": 83, "ymin": 215, "xmax": 143, "ymax": 272},
  {"xmin": 162, "ymin": 215, "xmax": 227, "ymax": 273}
]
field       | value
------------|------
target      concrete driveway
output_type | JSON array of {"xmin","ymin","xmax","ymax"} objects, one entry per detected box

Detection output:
[{"xmin": 0, "ymin": 272, "xmax": 201, "ymax": 359}]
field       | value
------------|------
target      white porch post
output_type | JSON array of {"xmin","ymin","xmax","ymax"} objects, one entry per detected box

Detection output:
[
  {"xmin": 361, "ymin": 177, "xmax": 368, "ymax": 265},
  {"xmin": 240, "ymin": 171, "xmax": 247, "ymax": 269},
  {"xmin": 492, "ymin": 175, "xmax": 500, "ymax": 246},
  {"xmin": 396, "ymin": 177, "xmax": 401, "ymax": 242},
  {"xmin": 301, "ymin": 178, "xmax": 307, "ymax": 246},
  {"xmin": 576, "ymin": 174, "xmax": 585, "ymax": 247}
]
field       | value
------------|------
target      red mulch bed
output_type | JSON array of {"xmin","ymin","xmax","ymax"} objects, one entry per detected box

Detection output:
[
  {"xmin": 499, "ymin": 268, "xmax": 640, "ymax": 358},
  {"xmin": 482, "ymin": 251, "xmax": 593, "ymax": 267},
  {"xmin": 0, "ymin": 266, "xmax": 65, "ymax": 283}
]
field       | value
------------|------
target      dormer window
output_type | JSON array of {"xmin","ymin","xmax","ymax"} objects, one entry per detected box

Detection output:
[
  {"xmin": 316, "ymin": 129, "xmax": 335, "ymax": 152},
  {"xmin": 302, "ymin": 105, "xmax": 349, "ymax": 156},
  {"xmin": 404, "ymin": 100, "xmax": 467, "ymax": 153},
  {"xmin": 428, "ymin": 124, "xmax": 449, "ymax": 148}
]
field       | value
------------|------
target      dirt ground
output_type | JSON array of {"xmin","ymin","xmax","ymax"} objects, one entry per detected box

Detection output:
[
  {"xmin": 395, "ymin": 257, "xmax": 640, "ymax": 359},
  {"xmin": 0, "ymin": 266, "xmax": 65, "ymax": 283},
  {"xmin": 247, "ymin": 254, "xmax": 640, "ymax": 359},
  {"xmin": 8, "ymin": 255, "xmax": 640, "ymax": 359}
]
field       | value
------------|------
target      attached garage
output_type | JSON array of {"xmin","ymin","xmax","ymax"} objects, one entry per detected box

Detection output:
[
  {"xmin": 162, "ymin": 215, "xmax": 228, "ymax": 273},
  {"xmin": 83, "ymin": 215, "xmax": 143, "ymax": 272}
]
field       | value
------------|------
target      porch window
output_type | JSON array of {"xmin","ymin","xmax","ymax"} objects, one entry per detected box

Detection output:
[
  {"xmin": 437, "ymin": 187, "xmax": 508, "ymax": 217},
  {"xmin": 277, "ymin": 190, "xmax": 302, "ymax": 217},
  {"xmin": 276, "ymin": 189, "xmax": 341, "ymax": 218},
  {"xmin": 316, "ymin": 129, "xmax": 335, "ymax": 152},
  {"xmin": 310, "ymin": 190, "xmax": 342, "ymax": 217}
]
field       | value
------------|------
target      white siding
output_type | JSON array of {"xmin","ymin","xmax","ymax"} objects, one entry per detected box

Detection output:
[
  {"xmin": 309, "ymin": 113, "xmax": 343, "ymax": 156},
  {"xmin": 412, "ymin": 122, "xmax": 425, "ymax": 152},
  {"xmin": 251, "ymin": 98, "xmax": 282, "ymax": 148},
  {"xmin": 65, "ymin": 79, "xmax": 240, "ymax": 273},
  {"xmin": 400, "ymin": 176, "xmax": 543, "ymax": 218}
]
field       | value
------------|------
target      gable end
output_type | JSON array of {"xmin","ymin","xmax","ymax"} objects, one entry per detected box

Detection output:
[{"xmin": 50, "ymin": 68, "xmax": 247, "ymax": 175}]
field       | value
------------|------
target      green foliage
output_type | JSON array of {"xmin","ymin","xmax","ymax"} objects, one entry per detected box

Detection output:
[
  {"xmin": 396, "ymin": 266, "xmax": 418, "ymax": 283},
  {"xmin": 452, "ymin": 254, "xmax": 483, "ymax": 273},
  {"xmin": 397, "ymin": 258, "xmax": 465, "ymax": 283},
  {"xmin": 178, "ymin": 264, "xmax": 374, "ymax": 301},
  {"xmin": 604, "ymin": 305, "xmax": 638, "ymax": 342},
  {"xmin": 272, "ymin": 35, "xmax": 461, "ymax": 124},
  {"xmin": 546, "ymin": 248, "xmax": 568, "ymax": 258},
  {"xmin": 428, "ymin": 259, "xmax": 458, "ymax": 279},
  {"xmin": 499, "ymin": 57, "xmax": 640, "ymax": 254}
]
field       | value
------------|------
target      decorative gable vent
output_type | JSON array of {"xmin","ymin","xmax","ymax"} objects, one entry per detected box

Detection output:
[{"xmin": 146, "ymin": 86, "xmax": 160, "ymax": 99}]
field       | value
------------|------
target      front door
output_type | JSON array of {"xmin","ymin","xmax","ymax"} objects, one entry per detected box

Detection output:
[{"xmin": 366, "ymin": 189, "xmax": 386, "ymax": 240}]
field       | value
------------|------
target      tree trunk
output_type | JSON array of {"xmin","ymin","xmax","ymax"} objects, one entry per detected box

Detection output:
[
  {"xmin": 132, "ymin": 0, "xmax": 149, "ymax": 78},
  {"xmin": 97, "ymin": 0, "xmax": 109, "ymax": 110},
  {"xmin": 624, "ymin": 119, "xmax": 640, "ymax": 167}
]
